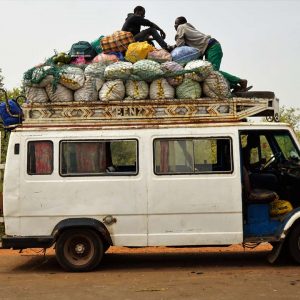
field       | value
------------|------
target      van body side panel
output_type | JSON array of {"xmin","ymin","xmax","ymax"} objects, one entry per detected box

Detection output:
[
  {"xmin": 5, "ymin": 124, "xmax": 295, "ymax": 248},
  {"xmin": 147, "ymin": 129, "xmax": 243, "ymax": 246},
  {"xmin": 3, "ymin": 132, "xmax": 21, "ymax": 235},
  {"xmin": 16, "ymin": 131, "xmax": 148, "ymax": 246}
]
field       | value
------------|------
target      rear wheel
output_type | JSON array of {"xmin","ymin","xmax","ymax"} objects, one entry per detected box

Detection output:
[
  {"xmin": 55, "ymin": 228, "xmax": 104, "ymax": 272},
  {"xmin": 288, "ymin": 224, "xmax": 300, "ymax": 264}
]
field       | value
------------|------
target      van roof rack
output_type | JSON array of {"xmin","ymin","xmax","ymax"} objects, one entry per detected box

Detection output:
[{"xmin": 22, "ymin": 92, "xmax": 279, "ymax": 128}]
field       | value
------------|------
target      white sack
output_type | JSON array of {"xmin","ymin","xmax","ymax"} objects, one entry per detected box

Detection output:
[
  {"xmin": 104, "ymin": 62, "xmax": 133, "ymax": 80},
  {"xmin": 74, "ymin": 76, "xmax": 99, "ymax": 101},
  {"xmin": 99, "ymin": 79, "xmax": 125, "ymax": 101},
  {"xmin": 25, "ymin": 86, "xmax": 49, "ymax": 103},
  {"xmin": 125, "ymin": 80, "xmax": 149, "ymax": 100},
  {"xmin": 184, "ymin": 60, "xmax": 213, "ymax": 82},
  {"xmin": 60, "ymin": 66, "xmax": 85, "ymax": 90},
  {"xmin": 46, "ymin": 84, "xmax": 74, "ymax": 102},
  {"xmin": 150, "ymin": 79, "xmax": 175, "ymax": 100}
]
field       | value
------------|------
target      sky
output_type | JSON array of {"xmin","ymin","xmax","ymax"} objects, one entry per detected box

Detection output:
[{"xmin": 0, "ymin": 0, "xmax": 299, "ymax": 108}]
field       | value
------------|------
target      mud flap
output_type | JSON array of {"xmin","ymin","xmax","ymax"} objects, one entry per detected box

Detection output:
[{"xmin": 267, "ymin": 242, "xmax": 284, "ymax": 264}]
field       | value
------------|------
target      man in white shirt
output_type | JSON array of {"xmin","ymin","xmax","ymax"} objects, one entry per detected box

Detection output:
[{"xmin": 174, "ymin": 16, "xmax": 252, "ymax": 92}]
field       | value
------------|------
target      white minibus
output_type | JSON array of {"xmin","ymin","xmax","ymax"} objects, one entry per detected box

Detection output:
[{"xmin": 2, "ymin": 120, "xmax": 300, "ymax": 271}]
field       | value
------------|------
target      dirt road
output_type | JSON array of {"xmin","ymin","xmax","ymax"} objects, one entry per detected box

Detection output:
[{"xmin": 0, "ymin": 244, "xmax": 299, "ymax": 300}]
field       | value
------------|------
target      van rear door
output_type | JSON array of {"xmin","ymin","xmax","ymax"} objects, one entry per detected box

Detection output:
[{"xmin": 148, "ymin": 134, "xmax": 243, "ymax": 246}]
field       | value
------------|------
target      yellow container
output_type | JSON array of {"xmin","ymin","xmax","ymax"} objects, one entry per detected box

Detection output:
[{"xmin": 270, "ymin": 199, "xmax": 293, "ymax": 216}]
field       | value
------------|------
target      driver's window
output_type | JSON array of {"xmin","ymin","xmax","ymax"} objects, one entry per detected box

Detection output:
[
  {"xmin": 249, "ymin": 145, "xmax": 259, "ymax": 165},
  {"xmin": 241, "ymin": 133, "xmax": 273, "ymax": 170},
  {"xmin": 260, "ymin": 135, "xmax": 274, "ymax": 163}
]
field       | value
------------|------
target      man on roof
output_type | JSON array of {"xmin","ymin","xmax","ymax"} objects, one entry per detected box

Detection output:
[
  {"xmin": 173, "ymin": 16, "xmax": 252, "ymax": 92},
  {"xmin": 122, "ymin": 6, "xmax": 171, "ymax": 51}
]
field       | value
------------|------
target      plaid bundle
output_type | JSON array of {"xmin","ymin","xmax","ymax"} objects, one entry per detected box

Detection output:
[{"xmin": 101, "ymin": 31, "xmax": 134, "ymax": 53}]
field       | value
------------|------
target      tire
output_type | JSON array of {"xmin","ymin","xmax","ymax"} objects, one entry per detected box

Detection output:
[
  {"xmin": 55, "ymin": 228, "xmax": 104, "ymax": 272},
  {"xmin": 103, "ymin": 242, "xmax": 110, "ymax": 253},
  {"xmin": 288, "ymin": 224, "xmax": 300, "ymax": 264}
]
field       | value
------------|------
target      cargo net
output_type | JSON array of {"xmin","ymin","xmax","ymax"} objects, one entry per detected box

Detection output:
[{"xmin": 23, "ymin": 42, "xmax": 232, "ymax": 103}]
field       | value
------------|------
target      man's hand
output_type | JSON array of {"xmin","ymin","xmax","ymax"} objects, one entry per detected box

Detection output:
[{"xmin": 159, "ymin": 29, "xmax": 166, "ymax": 40}]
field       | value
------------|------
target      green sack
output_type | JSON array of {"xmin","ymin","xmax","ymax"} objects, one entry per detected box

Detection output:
[
  {"xmin": 91, "ymin": 35, "xmax": 104, "ymax": 54},
  {"xmin": 176, "ymin": 78, "xmax": 202, "ymax": 99},
  {"xmin": 132, "ymin": 60, "xmax": 163, "ymax": 82}
]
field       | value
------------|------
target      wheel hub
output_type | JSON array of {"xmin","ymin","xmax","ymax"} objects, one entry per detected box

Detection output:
[{"xmin": 74, "ymin": 243, "xmax": 85, "ymax": 254}]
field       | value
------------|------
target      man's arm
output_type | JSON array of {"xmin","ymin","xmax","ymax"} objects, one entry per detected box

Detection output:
[
  {"xmin": 175, "ymin": 26, "xmax": 186, "ymax": 47},
  {"xmin": 136, "ymin": 16, "xmax": 166, "ymax": 39}
]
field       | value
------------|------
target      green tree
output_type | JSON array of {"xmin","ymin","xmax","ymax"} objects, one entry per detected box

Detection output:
[
  {"xmin": 0, "ymin": 68, "xmax": 4, "ymax": 89},
  {"xmin": 279, "ymin": 106, "xmax": 300, "ymax": 140},
  {"xmin": 6, "ymin": 87, "xmax": 23, "ymax": 100}
]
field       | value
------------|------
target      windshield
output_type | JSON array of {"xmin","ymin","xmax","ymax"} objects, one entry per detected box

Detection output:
[{"xmin": 274, "ymin": 132, "xmax": 300, "ymax": 162}]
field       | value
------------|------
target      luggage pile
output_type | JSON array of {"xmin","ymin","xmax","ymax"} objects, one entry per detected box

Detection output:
[{"xmin": 23, "ymin": 31, "xmax": 231, "ymax": 103}]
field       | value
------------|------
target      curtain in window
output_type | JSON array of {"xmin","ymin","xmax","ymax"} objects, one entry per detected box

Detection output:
[
  {"xmin": 34, "ymin": 142, "xmax": 53, "ymax": 174},
  {"xmin": 160, "ymin": 141, "xmax": 169, "ymax": 173},
  {"xmin": 63, "ymin": 142, "xmax": 107, "ymax": 174}
]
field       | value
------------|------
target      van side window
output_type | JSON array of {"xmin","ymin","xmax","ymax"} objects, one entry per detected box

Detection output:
[
  {"xmin": 27, "ymin": 141, "xmax": 53, "ymax": 175},
  {"xmin": 60, "ymin": 140, "xmax": 138, "ymax": 176},
  {"xmin": 154, "ymin": 138, "xmax": 232, "ymax": 174}
]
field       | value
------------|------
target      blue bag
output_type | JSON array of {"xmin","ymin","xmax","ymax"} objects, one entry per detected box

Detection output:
[
  {"xmin": 0, "ymin": 89, "xmax": 24, "ymax": 131},
  {"xmin": 171, "ymin": 46, "xmax": 201, "ymax": 65},
  {"xmin": 109, "ymin": 51, "xmax": 125, "ymax": 61}
]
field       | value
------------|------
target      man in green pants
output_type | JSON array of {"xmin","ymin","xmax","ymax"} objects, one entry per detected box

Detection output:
[{"xmin": 173, "ymin": 16, "xmax": 252, "ymax": 92}]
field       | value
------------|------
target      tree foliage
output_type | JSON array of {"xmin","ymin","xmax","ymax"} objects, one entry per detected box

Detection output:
[
  {"xmin": 279, "ymin": 106, "xmax": 300, "ymax": 131},
  {"xmin": 279, "ymin": 106, "xmax": 300, "ymax": 140},
  {"xmin": 0, "ymin": 68, "xmax": 4, "ymax": 89}
]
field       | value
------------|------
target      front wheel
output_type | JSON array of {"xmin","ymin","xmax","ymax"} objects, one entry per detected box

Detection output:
[
  {"xmin": 55, "ymin": 228, "xmax": 104, "ymax": 272},
  {"xmin": 288, "ymin": 224, "xmax": 300, "ymax": 264}
]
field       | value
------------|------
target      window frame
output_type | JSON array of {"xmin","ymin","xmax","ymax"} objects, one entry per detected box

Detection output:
[
  {"xmin": 59, "ymin": 139, "xmax": 139, "ymax": 177},
  {"xmin": 153, "ymin": 136, "xmax": 234, "ymax": 176},
  {"xmin": 27, "ymin": 140, "xmax": 54, "ymax": 175}
]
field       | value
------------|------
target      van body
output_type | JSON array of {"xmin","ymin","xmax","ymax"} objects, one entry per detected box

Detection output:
[{"xmin": 2, "ymin": 121, "xmax": 300, "ymax": 271}]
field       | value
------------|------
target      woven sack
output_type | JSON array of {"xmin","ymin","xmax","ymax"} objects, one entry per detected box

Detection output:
[
  {"xmin": 160, "ymin": 61, "xmax": 184, "ymax": 87},
  {"xmin": 125, "ymin": 80, "xmax": 149, "ymax": 100},
  {"xmin": 92, "ymin": 53, "xmax": 119, "ymax": 64},
  {"xmin": 202, "ymin": 71, "xmax": 231, "ymax": 98},
  {"xmin": 74, "ymin": 76, "xmax": 100, "ymax": 101},
  {"xmin": 132, "ymin": 60, "xmax": 163, "ymax": 82},
  {"xmin": 99, "ymin": 80, "xmax": 125, "ymax": 101},
  {"xmin": 46, "ymin": 84, "xmax": 73, "ymax": 102},
  {"xmin": 84, "ymin": 63, "xmax": 106, "ymax": 79},
  {"xmin": 176, "ymin": 78, "xmax": 202, "ymax": 99},
  {"xmin": 148, "ymin": 49, "xmax": 172, "ymax": 63},
  {"xmin": 25, "ymin": 86, "xmax": 49, "ymax": 103},
  {"xmin": 150, "ymin": 79, "xmax": 175, "ymax": 100},
  {"xmin": 59, "ymin": 66, "xmax": 85, "ymax": 90},
  {"xmin": 184, "ymin": 60, "xmax": 213, "ymax": 82},
  {"xmin": 104, "ymin": 62, "xmax": 133, "ymax": 80}
]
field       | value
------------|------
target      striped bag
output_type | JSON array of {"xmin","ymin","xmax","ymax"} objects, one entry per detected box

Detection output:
[{"xmin": 101, "ymin": 31, "xmax": 134, "ymax": 53}]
